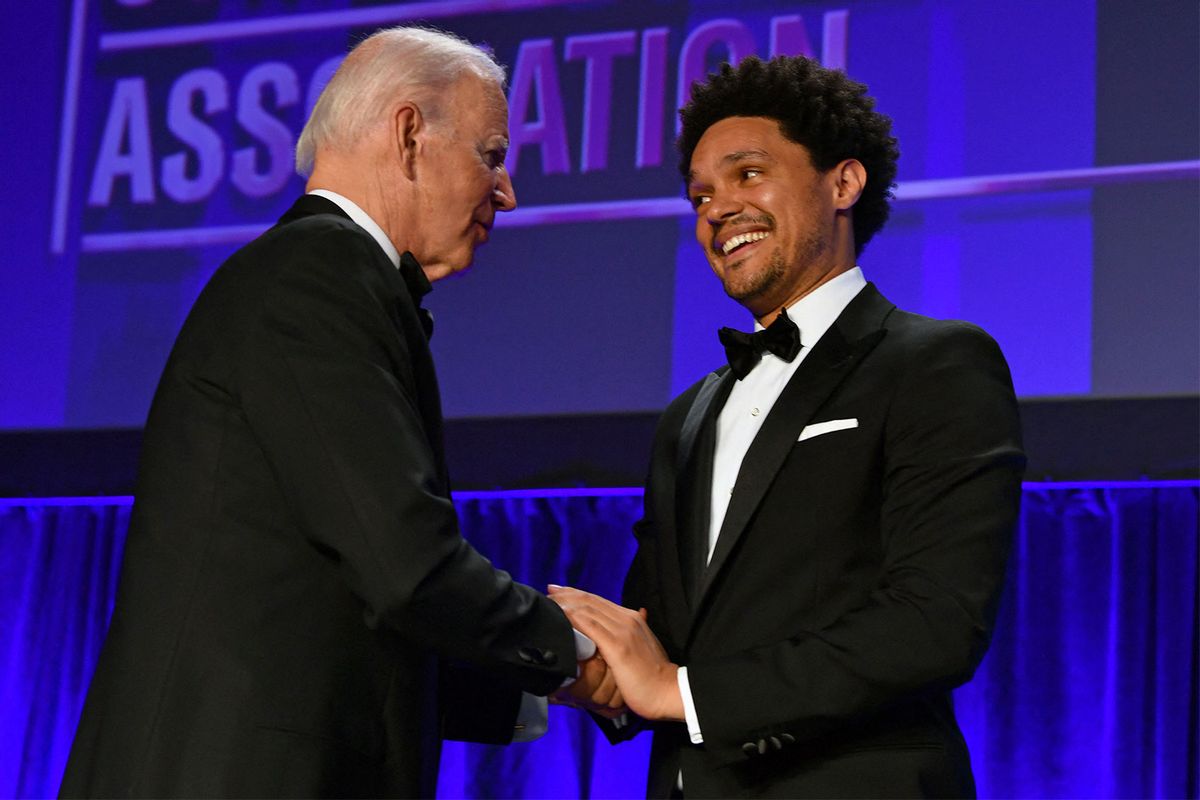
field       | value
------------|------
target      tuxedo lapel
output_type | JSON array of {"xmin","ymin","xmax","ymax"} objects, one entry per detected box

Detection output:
[
  {"xmin": 693, "ymin": 285, "xmax": 893, "ymax": 612},
  {"xmin": 663, "ymin": 370, "xmax": 734, "ymax": 617},
  {"xmin": 676, "ymin": 371, "xmax": 732, "ymax": 475}
]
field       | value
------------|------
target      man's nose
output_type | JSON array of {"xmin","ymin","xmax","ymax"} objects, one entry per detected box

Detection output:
[
  {"xmin": 494, "ymin": 167, "xmax": 517, "ymax": 212},
  {"xmin": 705, "ymin": 192, "xmax": 741, "ymax": 225}
]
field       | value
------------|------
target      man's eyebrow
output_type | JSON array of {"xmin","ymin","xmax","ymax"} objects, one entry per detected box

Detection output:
[
  {"xmin": 686, "ymin": 149, "xmax": 774, "ymax": 183},
  {"xmin": 722, "ymin": 149, "xmax": 772, "ymax": 164}
]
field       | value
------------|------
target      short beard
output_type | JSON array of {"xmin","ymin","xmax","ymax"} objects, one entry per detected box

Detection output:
[
  {"xmin": 722, "ymin": 247, "xmax": 787, "ymax": 304},
  {"xmin": 721, "ymin": 228, "xmax": 828, "ymax": 307}
]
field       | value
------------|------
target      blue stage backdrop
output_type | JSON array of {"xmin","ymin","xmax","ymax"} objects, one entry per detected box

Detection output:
[
  {"xmin": 1, "ymin": 1, "xmax": 1197, "ymax": 429},
  {"xmin": 1, "ymin": 484, "xmax": 1196, "ymax": 799}
]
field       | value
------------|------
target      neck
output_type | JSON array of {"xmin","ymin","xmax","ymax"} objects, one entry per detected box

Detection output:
[
  {"xmin": 307, "ymin": 158, "xmax": 413, "ymax": 256},
  {"xmin": 753, "ymin": 262, "xmax": 856, "ymax": 328},
  {"xmin": 752, "ymin": 221, "xmax": 857, "ymax": 327}
]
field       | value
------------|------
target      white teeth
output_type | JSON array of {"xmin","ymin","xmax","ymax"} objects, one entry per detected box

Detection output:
[{"xmin": 721, "ymin": 231, "xmax": 769, "ymax": 255}]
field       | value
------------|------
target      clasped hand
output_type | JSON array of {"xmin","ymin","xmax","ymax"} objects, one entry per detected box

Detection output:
[{"xmin": 548, "ymin": 585, "xmax": 684, "ymax": 722}]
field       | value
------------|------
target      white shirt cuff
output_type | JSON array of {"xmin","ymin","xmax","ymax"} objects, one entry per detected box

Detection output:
[
  {"xmin": 573, "ymin": 628, "xmax": 596, "ymax": 660},
  {"xmin": 677, "ymin": 666, "xmax": 704, "ymax": 743},
  {"xmin": 560, "ymin": 629, "xmax": 597, "ymax": 688}
]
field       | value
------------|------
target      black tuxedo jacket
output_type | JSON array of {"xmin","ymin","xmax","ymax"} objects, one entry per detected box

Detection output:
[
  {"xmin": 621, "ymin": 284, "xmax": 1025, "ymax": 798},
  {"xmin": 59, "ymin": 195, "xmax": 575, "ymax": 799}
]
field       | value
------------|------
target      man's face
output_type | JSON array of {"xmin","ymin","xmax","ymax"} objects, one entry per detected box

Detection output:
[
  {"xmin": 687, "ymin": 116, "xmax": 840, "ymax": 316},
  {"xmin": 411, "ymin": 75, "xmax": 516, "ymax": 279}
]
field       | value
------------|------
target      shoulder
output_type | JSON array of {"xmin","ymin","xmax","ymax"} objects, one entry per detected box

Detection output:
[
  {"xmin": 880, "ymin": 308, "xmax": 1008, "ymax": 366},
  {"xmin": 874, "ymin": 309, "xmax": 1019, "ymax": 435},
  {"xmin": 209, "ymin": 212, "xmax": 403, "ymax": 310},
  {"xmin": 240, "ymin": 213, "xmax": 381, "ymax": 272}
]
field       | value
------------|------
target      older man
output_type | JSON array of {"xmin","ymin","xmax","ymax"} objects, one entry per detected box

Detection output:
[
  {"xmin": 552, "ymin": 55, "xmax": 1025, "ymax": 798},
  {"xmin": 60, "ymin": 27, "xmax": 589, "ymax": 798}
]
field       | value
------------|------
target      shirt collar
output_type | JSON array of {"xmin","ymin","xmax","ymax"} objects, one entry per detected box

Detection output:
[
  {"xmin": 307, "ymin": 189, "xmax": 401, "ymax": 270},
  {"xmin": 756, "ymin": 266, "xmax": 867, "ymax": 344}
]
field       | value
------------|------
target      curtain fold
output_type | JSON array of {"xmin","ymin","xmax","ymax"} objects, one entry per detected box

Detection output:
[{"xmin": 0, "ymin": 485, "xmax": 1195, "ymax": 799}]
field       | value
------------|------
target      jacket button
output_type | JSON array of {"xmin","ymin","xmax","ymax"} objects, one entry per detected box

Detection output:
[
  {"xmin": 769, "ymin": 736, "xmax": 782, "ymax": 750},
  {"xmin": 517, "ymin": 647, "xmax": 558, "ymax": 666},
  {"xmin": 757, "ymin": 738, "xmax": 767, "ymax": 754},
  {"xmin": 741, "ymin": 742, "xmax": 758, "ymax": 757},
  {"xmin": 781, "ymin": 733, "xmax": 795, "ymax": 744}
]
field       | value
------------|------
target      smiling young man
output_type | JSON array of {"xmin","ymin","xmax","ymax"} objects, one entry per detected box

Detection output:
[
  {"xmin": 551, "ymin": 56, "xmax": 1026, "ymax": 798},
  {"xmin": 59, "ymin": 27, "xmax": 603, "ymax": 799}
]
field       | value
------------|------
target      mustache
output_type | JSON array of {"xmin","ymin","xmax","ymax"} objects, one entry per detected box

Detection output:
[{"xmin": 712, "ymin": 213, "xmax": 775, "ymax": 254}]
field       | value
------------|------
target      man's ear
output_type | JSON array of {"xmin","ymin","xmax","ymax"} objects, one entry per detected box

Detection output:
[
  {"xmin": 831, "ymin": 158, "xmax": 867, "ymax": 210},
  {"xmin": 393, "ymin": 101, "xmax": 424, "ymax": 180}
]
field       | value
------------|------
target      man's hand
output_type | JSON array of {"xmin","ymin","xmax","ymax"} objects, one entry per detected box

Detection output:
[
  {"xmin": 550, "ymin": 652, "xmax": 627, "ymax": 719},
  {"xmin": 548, "ymin": 585, "xmax": 684, "ymax": 722}
]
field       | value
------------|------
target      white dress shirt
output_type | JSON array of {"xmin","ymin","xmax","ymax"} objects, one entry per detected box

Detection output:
[
  {"xmin": 307, "ymin": 190, "xmax": 400, "ymax": 268},
  {"xmin": 678, "ymin": 267, "xmax": 868, "ymax": 744}
]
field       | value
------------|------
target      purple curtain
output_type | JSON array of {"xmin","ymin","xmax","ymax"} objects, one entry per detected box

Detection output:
[{"xmin": 1, "ymin": 484, "xmax": 1196, "ymax": 799}]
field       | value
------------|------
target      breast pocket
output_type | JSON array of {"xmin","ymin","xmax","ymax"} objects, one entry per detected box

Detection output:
[{"xmin": 797, "ymin": 417, "xmax": 859, "ymax": 442}]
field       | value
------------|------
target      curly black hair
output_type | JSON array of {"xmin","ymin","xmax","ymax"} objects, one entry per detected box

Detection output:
[{"xmin": 678, "ymin": 55, "xmax": 900, "ymax": 256}]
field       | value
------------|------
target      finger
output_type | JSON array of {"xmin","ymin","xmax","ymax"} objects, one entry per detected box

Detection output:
[
  {"xmin": 563, "ymin": 608, "xmax": 618, "ymax": 647},
  {"xmin": 592, "ymin": 658, "xmax": 619, "ymax": 706},
  {"xmin": 550, "ymin": 586, "xmax": 622, "ymax": 613},
  {"xmin": 557, "ymin": 592, "xmax": 636, "ymax": 629},
  {"xmin": 569, "ymin": 608, "xmax": 645, "ymax": 664},
  {"xmin": 572, "ymin": 654, "xmax": 602, "ymax": 690},
  {"xmin": 548, "ymin": 585, "xmax": 593, "ymax": 598}
]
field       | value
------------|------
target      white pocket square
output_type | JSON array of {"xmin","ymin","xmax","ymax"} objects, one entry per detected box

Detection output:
[{"xmin": 797, "ymin": 418, "xmax": 858, "ymax": 442}]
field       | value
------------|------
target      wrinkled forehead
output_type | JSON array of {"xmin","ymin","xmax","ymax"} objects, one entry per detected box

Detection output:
[
  {"xmin": 440, "ymin": 73, "xmax": 508, "ymax": 129},
  {"xmin": 420, "ymin": 74, "xmax": 508, "ymax": 142}
]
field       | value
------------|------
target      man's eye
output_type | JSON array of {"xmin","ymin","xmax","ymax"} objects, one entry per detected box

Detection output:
[
  {"xmin": 691, "ymin": 195, "xmax": 711, "ymax": 209},
  {"xmin": 486, "ymin": 150, "xmax": 507, "ymax": 170},
  {"xmin": 742, "ymin": 168, "xmax": 761, "ymax": 179}
]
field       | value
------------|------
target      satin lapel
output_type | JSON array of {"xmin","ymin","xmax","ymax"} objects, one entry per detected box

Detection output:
[
  {"xmin": 693, "ymin": 287, "xmax": 892, "ymax": 613},
  {"xmin": 676, "ymin": 370, "xmax": 731, "ymax": 474},
  {"xmin": 665, "ymin": 370, "xmax": 734, "ymax": 616}
]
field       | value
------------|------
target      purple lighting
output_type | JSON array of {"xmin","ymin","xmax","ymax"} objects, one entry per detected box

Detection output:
[
  {"xmin": 97, "ymin": 0, "xmax": 588, "ymax": 51},
  {"xmin": 565, "ymin": 31, "xmax": 637, "ymax": 173},
  {"xmin": 636, "ymin": 28, "xmax": 669, "ymax": 169},
  {"xmin": 70, "ymin": 160, "xmax": 1199, "ymax": 252},
  {"xmin": 3, "ymin": 480, "xmax": 1195, "ymax": 508},
  {"xmin": 507, "ymin": 38, "xmax": 571, "ymax": 176}
]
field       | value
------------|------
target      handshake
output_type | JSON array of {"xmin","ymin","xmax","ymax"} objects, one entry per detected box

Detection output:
[{"xmin": 546, "ymin": 585, "xmax": 685, "ymax": 723}]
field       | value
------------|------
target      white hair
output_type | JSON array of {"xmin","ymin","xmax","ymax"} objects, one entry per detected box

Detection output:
[{"xmin": 295, "ymin": 26, "xmax": 505, "ymax": 176}]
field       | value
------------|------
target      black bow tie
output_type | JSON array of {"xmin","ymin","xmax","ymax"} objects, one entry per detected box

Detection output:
[
  {"xmin": 718, "ymin": 309, "xmax": 802, "ymax": 380},
  {"xmin": 399, "ymin": 251, "xmax": 434, "ymax": 339}
]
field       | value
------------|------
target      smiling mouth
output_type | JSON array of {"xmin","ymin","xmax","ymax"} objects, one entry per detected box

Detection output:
[{"xmin": 719, "ymin": 231, "xmax": 770, "ymax": 256}]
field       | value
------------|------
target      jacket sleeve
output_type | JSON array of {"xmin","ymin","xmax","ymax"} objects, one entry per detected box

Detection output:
[
  {"xmin": 685, "ymin": 323, "xmax": 1025, "ymax": 765},
  {"xmin": 236, "ymin": 225, "xmax": 575, "ymax": 696}
]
